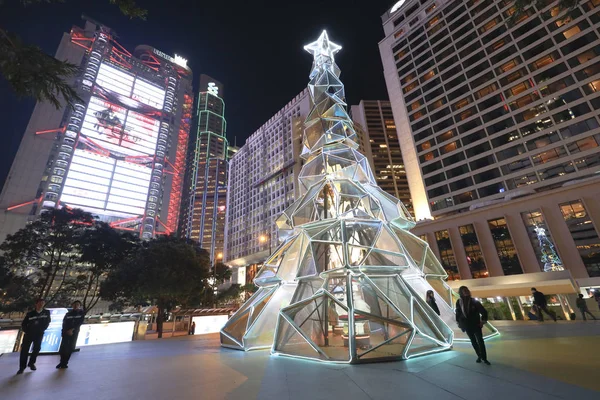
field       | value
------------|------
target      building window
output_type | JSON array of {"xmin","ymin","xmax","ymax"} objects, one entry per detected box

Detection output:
[
  {"xmin": 434, "ymin": 230, "xmax": 460, "ymax": 280},
  {"xmin": 488, "ymin": 217, "xmax": 523, "ymax": 275},
  {"xmin": 459, "ymin": 224, "xmax": 488, "ymax": 278},
  {"xmin": 559, "ymin": 200, "xmax": 600, "ymax": 277},
  {"xmin": 521, "ymin": 209, "xmax": 563, "ymax": 272}
]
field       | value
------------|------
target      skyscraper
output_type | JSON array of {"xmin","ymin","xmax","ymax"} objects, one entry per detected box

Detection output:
[
  {"xmin": 182, "ymin": 76, "xmax": 228, "ymax": 262},
  {"xmin": 351, "ymin": 100, "xmax": 412, "ymax": 215},
  {"xmin": 380, "ymin": 0, "xmax": 600, "ymax": 220},
  {"xmin": 224, "ymin": 90, "xmax": 310, "ymax": 283},
  {"xmin": 0, "ymin": 18, "xmax": 193, "ymax": 241},
  {"xmin": 378, "ymin": 0, "xmax": 600, "ymax": 305}
]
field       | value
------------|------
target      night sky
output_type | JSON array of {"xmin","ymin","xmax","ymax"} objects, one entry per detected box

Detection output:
[{"xmin": 0, "ymin": 0, "xmax": 395, "ymax": 188}]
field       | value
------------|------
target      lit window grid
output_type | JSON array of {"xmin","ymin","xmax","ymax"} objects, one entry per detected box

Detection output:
[
  {"xmin": 225, "ymin": 96, "xmax": 307, "ymax": 262},
  {"xmin": 389, "ymin": 0, "xmax": 600, "ymax": 214}
]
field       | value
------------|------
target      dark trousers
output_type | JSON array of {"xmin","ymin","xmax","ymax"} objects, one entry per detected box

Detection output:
[
  {"xmin": 19, "ymin": 333, "xmax": 43, "ymax": 370},
  {"xmin": 466, "ymin": 328, "xmax": 487, "ymax": 361},
  {"xmin": 579, "ymin": 307, "xmax": 596, "ymax": 321},
  {"xmin": 537, "ymin": 305, "xmax": 556, "ymax": 322},
  {"xmin": 59, "ymin": 334, "xmax": 76, "ymax": 366}
]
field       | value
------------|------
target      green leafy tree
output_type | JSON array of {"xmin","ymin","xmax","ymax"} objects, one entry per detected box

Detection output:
[
  {"xmin": 0, "ymin": 256, "xmax": 34, "ymax": 316},
  {"xmin": 240, "ymin": 283, "xmax": 258, "ymax": 301},
  {"xmin": 66, "ymin": 222, "xmax": 140, "ymax": 313},
  {"xmin": 101, "ymin": 236, "xmax": 211, "ymax": 338},
  {"xmin": 0, "ymin": 208, "xmax": 95, "ymax": 306},
  {"xmin": 0, "ymin": 0, "xmax": 147, "ymax": 109}
]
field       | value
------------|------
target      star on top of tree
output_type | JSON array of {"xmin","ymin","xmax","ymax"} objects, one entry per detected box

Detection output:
[{"xmin": 304, "ymin": 30, "xmax": 342, "ymax": 64}]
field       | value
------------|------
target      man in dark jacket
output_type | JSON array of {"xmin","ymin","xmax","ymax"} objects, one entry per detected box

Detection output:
[
  {"xmin": 455, "ymin": 286, "xmax": 490, "ymax": 365},
  {"xmin": 18, "ymin": 298, "xmax": 51, "ymax": 374},
  {"xmin": 531, "ymin": 287, "xmax": 556, "ymax": 322},
  {"xmin": 57, "ymin": 300, "xmax": 85, "ymax": 369}
]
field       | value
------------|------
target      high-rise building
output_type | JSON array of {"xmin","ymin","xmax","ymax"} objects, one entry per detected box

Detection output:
[
  {"xmin": 0, "ymin": 18, "xmax": 193, "ymax": 241},
  {"xmin": 379, "ymin": 1, "xmax": 600, "ymax": 303},
  {"xmin": 351, "ymin": 100, "xmax": 412, "ymax": 214},
  {"xmin": 181, "ymin": 76, "xmax": 228, "ymax": 262},
  {"xmin": 224, "ymin": 90, "xmax": 310, "ymax": 283},
  {"xmin": 380, "ymin": 0, "xmax": 600, "ymax": 220}
]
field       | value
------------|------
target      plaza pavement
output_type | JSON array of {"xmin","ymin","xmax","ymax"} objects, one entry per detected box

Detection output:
[{"xmin": 0, "ymin": 320, "xmax": 598, "ymax": 399}]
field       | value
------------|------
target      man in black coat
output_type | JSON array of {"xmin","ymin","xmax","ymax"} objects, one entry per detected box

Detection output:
[
  {"xmin": 531, "ymin": 287, "xmax": 556, "ymax": 322},
  {"xmin": 57, "ymin": 300, "xmax": 85, "ymax": 369},
  {"xmin": 18, "ymin": 298, "xmax": 51, "ymax": 374},
  {"xmin": 455, "ymin": 286, "xmax": 490, "ymax": 365}
]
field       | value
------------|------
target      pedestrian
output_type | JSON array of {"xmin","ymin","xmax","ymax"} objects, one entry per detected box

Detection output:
[
  {"xmin": 455, "ymin": 286, "xmax": 490, "ymax": 365},
  {"xmin": 594, "ymin": 291, "xmax": 600, "ymax": 311},
  {"xmin": 575, "ymin": 294, "xmax": 596, "ymax": 321},
  {"xmin": 190, "ymin": 321, "xmax": 196, "ymax": 335},
  {"xmin": 57, "ymin": 300, "xmax": 85, "ymax": 369},
  {"xmin": 426, "ymin": 290, "xmax": 440, "ymax": 316},
  {"xmin": 530, "ymin": 287, "xmax": 557, "ymax": 322},
  {"xmin": 17, "ymin": 298, "xmax": 51, "ymax": 374}
]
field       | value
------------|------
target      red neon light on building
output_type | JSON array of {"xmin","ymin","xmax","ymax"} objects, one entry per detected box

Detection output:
[
  {"xmin": 165, "ymin": 93, "xmax": 193, "ymax": 232},
  {"xmin": 6, "ymin": 197, "xmax": 41, "ymax": 211}
]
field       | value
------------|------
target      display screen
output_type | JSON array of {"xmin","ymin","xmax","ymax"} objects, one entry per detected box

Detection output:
[
  {"xmin": 191, "ymin": 315, "xmax": 229, "ymax": 335},
  {"xmin": 76, "ymin": 321, "xmax": 135, "ymax": 347},
  {"xmin": 0, "ymin": 330, "xmax": 19, "ymax": 354},
  {"xmin": 58, "ymin": 62, "xmax": 165, "ymax": 218},
  {"xmin": 40, "ymin": 308, "xmax": 68, "ymax": 353}
]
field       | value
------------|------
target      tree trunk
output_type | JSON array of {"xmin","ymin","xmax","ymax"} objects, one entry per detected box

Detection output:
[{"xmin": 156, "ymin": 307, "xmax": 164, "ymax": 339}]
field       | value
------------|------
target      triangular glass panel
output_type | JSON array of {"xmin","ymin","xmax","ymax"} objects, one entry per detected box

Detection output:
[
  {"xmin": 374, "ymin": 226, "xmax": 403, "ymax": 253},
  {"xmin": 312, "ymin": 242, "xmax": 344, "ymax": 272}
]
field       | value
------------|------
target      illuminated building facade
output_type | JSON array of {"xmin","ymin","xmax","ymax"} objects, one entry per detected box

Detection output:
[
  {"xmin": 0, "ymin": 18, "xmax": 193, "ymax": 241},
  {"xmin": 224, "ymin": 90, "xmax": 310, "ymax": 280},
  {"xmin": 380, "ymin": 0, "xmax": 600, "ymax": 220},
  {"xmin": 351, "ymin": 100, "xmax": 413, "ymax": 215},
  {"xmin": 182, "ymin": 76, "xmax": 228, "ymax": 262},
  {"xmin": 377, "ymin": 0, "xmax": 600, "ymax": 308}
]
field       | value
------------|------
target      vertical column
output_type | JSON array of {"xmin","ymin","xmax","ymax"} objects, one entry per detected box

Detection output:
[
  {"xmin": 516, "ymin": 297, "xmax": 526, "ymax": 320},
  {"xmin": 505, "ymin": 297, "xmax": 516, "ymax": 321},
  {"xmin": 582, "ymin": 195, "xmax": 600, "ymax": 233},
  {"xmin": 448, "ymin": 227, "xmax": 473, "ymax": 280},
  {"xmin": 473, "ymin": 220, "xmax": 504, "ymax": 277},
  {"xmin": 426, "ymin": 231, "xmax": 441, "ymax": 260},
  {"xmin": 505, "ymin": 212, "xmax": 540, "ymax": 274},
  {"xmin": 541, "ymin": 205, "xmax": 588, "ymax": 279}
]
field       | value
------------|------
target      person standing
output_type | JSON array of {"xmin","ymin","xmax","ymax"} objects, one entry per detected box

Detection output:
[
  {"xmin": 531, "ymin": 287, "xmax": 557, "ymax": 322},
  {"xmin": 189, "ymin": 321, "xmax": 196, "ymax": 335},
  {"xmin": 57, "ymin": 300, "xmax": 85, "ymax": 369},
  {"xmin": 575, "ymin": 294, "xmax": 596, "ymax": 321},
  {"xmin": 455, "ymin": 286, "xmax": 490, "ymax": 365},
  {"xmin": 426, "ymin": 290, "xmax": 441, "ymax": 316},
  {"xmin": 18, "ymin": 298, "xmax": 51, "ymax": 374}
]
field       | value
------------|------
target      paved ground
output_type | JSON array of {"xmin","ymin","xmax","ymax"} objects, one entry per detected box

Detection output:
[{"xmin": 0, "ymin": 320, "xmax": 598, "ymax": 399}]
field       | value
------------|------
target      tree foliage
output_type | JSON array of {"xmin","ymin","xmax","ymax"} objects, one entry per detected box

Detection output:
[
  {"xmin": 0, "ymin": 0, "xmax": 147, "ymax": 109},
  {"xmin": 68, "ymin": 222, "xmax": 140, "ymax": 313},
  {"xmin": 0, "ymin": 208, "xmax": 95, "ymax": 305},
  {"xmin": 101, "ymin": 236, "xmax": 211, "ymax": 338},
  {"xmin": 0, "ymin": 256, "xmax": 33, "ymax": 315}
]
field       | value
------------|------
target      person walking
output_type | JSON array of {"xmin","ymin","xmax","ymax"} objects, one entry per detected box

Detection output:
[
  {"xmin": 531, "ymin": 287, "xmax": 557, "ymax": 322},
  {"xmin": 575, "ymin": 294, "xmax": 596, "ymax": 321},
  {"xmin": 455, "ymin": 286, "xmax": 490, "ymax": 365},
  {"xmin": 426, "ymin": 290, "xmax": 440, "ymax": 316},
  {"xmin": 57, "ymin": 300, "xmax": 85, "ymax": 369},
  {"xmin": 18, "ymin": 298, "xmax": 51, "ymax": 374}
]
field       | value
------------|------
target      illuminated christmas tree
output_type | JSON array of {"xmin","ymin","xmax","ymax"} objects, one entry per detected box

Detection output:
[
  {"xmin": 534, "ymin": 226, "xmax": 563, "ymax": 272},
  {"xmin": 220, "ymin": 31, "xmax": 497, "ymax": 362}
]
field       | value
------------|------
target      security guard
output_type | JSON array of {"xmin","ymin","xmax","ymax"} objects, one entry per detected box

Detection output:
[
  {"xmin": 57, "ymin": 300, "xmax": 85, "ymax": 369},
  {"xmin": 18, "ymin": 298, "xmax": 51, "ymax": 374}
]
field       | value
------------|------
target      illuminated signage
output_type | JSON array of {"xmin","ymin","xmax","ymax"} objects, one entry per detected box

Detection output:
[
  {"xmin": 152, "ymin": 48, "xmax": 188, "ymax": 69},
  {"xmin": 207, "ymin": 82, "xmax": 219, "ymax": 96},
  {"xmin": 59, "ymin": 62, "xmax": 165, "ymax": 219},
  {"xmin": 0, "ymin": 330, "xmax": 19, "ymax": 354},
  {"xmin": 390, "ymin": 0, "xmax": 406, "ymax": 13},
  {"xmin": 40, "ymin": 308, "xmax": 68, "ymax": 353},
  {"xmin": 76, "ymin": 321, "xmax": 135, "ymax": 347},
  {"xmin": 191, "ymin": 315, "xmax": 229, "ymax": 335}
]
